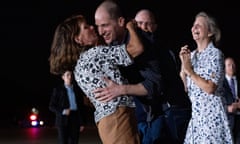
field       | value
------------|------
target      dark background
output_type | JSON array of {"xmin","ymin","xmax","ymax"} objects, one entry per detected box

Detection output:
[{"xmin": 2, "ymin": 0, "xmax": 239, "ymax": 126}]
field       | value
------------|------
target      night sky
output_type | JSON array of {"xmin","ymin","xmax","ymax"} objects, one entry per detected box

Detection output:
[{"xmin": 2, "ymin": 0, "xmax": 240, "ymax": 125}]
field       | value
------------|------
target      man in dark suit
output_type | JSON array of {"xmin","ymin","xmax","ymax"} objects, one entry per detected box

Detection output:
[
  {"xmin": 49, "ymin": 70, "xmax": 86, "ymax": 144},
  {"xmin": 223, "ymin": 57, "xmax": 240, "ymax": 144}
]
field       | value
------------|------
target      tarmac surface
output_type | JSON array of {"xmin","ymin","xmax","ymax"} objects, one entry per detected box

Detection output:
[{"xmin": 0, "ymin": 125, "xmax": 102, "ymax": 144}]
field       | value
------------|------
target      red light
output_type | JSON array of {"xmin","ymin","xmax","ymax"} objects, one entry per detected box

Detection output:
[{"xmin": 29, "ymin": 114, "xmax": 37, "ymax": 121}]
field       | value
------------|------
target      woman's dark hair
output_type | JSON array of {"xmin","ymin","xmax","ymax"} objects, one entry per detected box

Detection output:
[{"xmin": 49, "ymin": 15, "xmax": 87, "ymax": 75}]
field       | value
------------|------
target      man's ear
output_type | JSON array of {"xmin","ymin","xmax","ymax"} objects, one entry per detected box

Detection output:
[{"xmin": 118, "ymin": 17, "xmax": 125, "ymax": 27}]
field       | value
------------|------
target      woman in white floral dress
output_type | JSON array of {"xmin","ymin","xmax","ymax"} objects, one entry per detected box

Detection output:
[{"xmin": 179, "ymin": 11, "xmax": 233, "ymax": 144}]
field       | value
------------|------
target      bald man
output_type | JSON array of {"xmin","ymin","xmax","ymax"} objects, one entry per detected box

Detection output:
[{"xmin": 135, "ymin": 9, "xmax": 157, "ymax": 33}]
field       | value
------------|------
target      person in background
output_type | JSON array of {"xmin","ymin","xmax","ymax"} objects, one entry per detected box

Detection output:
[
  {"xmin": 134, "ymin": 8, "xmax": 192, "ymax": 144},
  {"xmin": 179, "ymin": 11, "xmax": 233, "ymax": 143},
  {"xmin": 94, "ymin": 2, "xmax": 163, "ymax": 143},
  {"xmin": 134, "ymin": 9, "xmax": 157, "ymax": 33},
  {"xmin": 49, "ymin": 70, "xmax": 86, "ymax": 144},
  {"xmin": 223, "ymin": 57, "xmax": 240, "ymax": 144},
  {"xmin": 49, "ymin": 13, "xmax": 144, "ymax": 144}
]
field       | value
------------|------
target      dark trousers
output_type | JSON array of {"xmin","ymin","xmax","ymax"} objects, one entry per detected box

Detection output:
[
  {"xmin": 57, "ymin": 111, "xmax": 80, "ymax": 144},
  {"xmin": 162, "ymin": 106, "xmax": 191, "ymax": 144},
  {"xmin": 234, "ymin": 115, "xmax": 240, "ymax": 144},
  {"xmin": 137, "ymin": 115, "xmax": 165, "ymax": 144}
]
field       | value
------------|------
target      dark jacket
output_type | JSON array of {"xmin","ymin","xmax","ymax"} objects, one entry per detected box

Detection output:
[
  {"xmin": 117, "ymin": 28, "xmax": 164, "ymax": 122},
  {"xmin": 223, "ymin": 76, "xmax": 240, "ymax": 130},
  {"xmin": 143, "ymin": 27, "xmax": 191, "ymax": 108},
  {"xmin": 49, "ymin": 82, "xmax": 86, "ymax": 127},
  {"xmin": 132, "ymin": 29, "xmax": 191, "ymax": 122},
  {"xmin": 157, "ymin": 47, "xmax": 191, "ymax": 108},
  {"xmin": 223, "ymin": 78, "xmax": 236, "ymax": 105}
]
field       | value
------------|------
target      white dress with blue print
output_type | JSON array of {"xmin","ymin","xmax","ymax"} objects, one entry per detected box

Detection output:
[{"xmin": 184, "ymin": 42, "xmax": 233, "ymax": 144}]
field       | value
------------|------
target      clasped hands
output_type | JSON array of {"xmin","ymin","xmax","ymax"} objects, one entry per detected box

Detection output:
[{"xmin": 179, "ymin": 45, "xmax": 194, "ymax": 76}]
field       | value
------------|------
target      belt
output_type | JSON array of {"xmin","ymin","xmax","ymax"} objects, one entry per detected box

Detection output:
[{"xmin": 162, "ymin": 102, "xmax": 189, "ymax": 111}]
